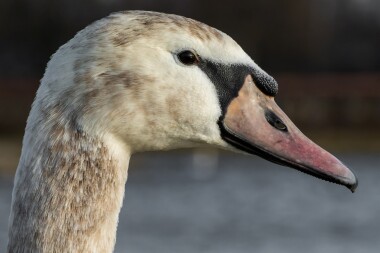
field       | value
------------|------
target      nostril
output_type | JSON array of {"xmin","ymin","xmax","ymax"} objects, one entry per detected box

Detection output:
[
  {"xmin": 274, "ymin": 119, "xmax": 287, "ymax": 131},
  {"xmin": 265, "ymin": 110, "xmax": 288, "ymax": 132}
]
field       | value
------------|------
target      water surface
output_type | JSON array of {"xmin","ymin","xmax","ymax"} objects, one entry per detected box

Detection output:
[{"xmin": 1, "ymin": 151, "xmax": 379, "ymax": 253}]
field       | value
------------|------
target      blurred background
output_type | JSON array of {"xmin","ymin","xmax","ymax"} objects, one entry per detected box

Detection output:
[{"xmin": 0, "ymin": 0, "xmax": 379, "ymax": 252}]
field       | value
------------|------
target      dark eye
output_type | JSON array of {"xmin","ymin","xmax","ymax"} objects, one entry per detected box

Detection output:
[{"xmin": 177, "ymin": 50, "xmax": 199, "ymax": 65}]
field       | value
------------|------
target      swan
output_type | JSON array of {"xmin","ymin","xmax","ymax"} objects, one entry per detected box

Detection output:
[{"xmin": 7, "ymin": 10, "xmax": 357, "ymax": 253}]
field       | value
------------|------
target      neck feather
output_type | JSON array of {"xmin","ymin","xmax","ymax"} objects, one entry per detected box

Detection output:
[{"xmin": 8, "ymin": 113, "xmax": 130, "ymax": 253}]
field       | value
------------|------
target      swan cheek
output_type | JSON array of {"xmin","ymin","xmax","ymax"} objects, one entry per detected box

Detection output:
[{"xmin": 220, "ymin": 75, "xmax": 358, "ymax": 192}]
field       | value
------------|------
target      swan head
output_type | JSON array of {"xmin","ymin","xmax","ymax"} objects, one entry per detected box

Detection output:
[{"xmin": 42, "ymin": 11, "xmax": 357, "ymax": 191}]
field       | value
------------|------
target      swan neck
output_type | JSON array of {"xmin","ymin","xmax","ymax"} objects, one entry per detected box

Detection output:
[{"xmin": 8, "ymin": 121, "xmax": 130, "ymax": 253}]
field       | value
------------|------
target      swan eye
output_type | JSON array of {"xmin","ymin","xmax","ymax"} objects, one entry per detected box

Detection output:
[{"xmin": 177, "ymin": 50, "xmax": 199, "ymax": 65}]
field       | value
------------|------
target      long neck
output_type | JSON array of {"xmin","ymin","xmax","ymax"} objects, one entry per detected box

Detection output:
[{"xmin": 8, "ymin": 116, "xmax": 130, "ymax": 253}]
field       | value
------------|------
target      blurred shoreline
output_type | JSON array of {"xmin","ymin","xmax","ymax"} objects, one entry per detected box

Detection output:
[
  {"xmin": 2, "ymin": 72, "xmax": 379, "ymax": 133},
  {"xmin": 1, "ymin": 129, "xmax": 379, "ymax": 176}
]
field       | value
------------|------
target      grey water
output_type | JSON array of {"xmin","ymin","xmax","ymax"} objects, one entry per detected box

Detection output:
[{"xmin": 1, "ymin": 151, "xmax": 379, "ymax": 253}]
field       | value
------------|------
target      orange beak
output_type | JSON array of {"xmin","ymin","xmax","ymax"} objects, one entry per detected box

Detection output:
[{"xmin": 220, "ymin": 75, "xmax": 358, "ymax": 192}]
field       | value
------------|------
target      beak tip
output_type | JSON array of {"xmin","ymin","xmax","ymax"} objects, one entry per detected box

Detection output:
[
  {"xmin": 342, "ymin": 169, "xmax": 358, "ymax": 193},
  {"xmin": 347, "ymin": 176, "xmax": 358, "ymax": 193}
]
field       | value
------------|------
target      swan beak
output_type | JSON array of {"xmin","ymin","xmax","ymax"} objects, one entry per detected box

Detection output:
[{"xmin": 220, "ymin": 75, "xmax": 358, "ymax": 192}]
